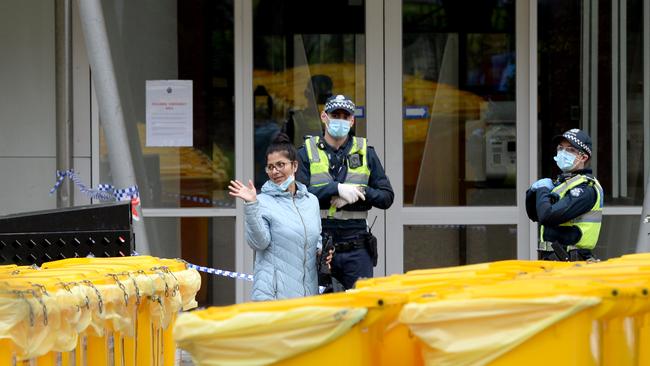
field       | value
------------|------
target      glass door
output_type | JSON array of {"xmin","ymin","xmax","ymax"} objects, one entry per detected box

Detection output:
[
  {"xmin": 246, "ymin": 0, "xmax": 530, "ymax": 280},
  {"xmin": 537, "ymin": 0, "xmax": 650, "ymax": 259},
  {"xmin": 385, "ymin": 0, "xmax": 524, "ymax": 274}
]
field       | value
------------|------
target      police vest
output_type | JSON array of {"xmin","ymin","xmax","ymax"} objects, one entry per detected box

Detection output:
[
  {"xmin": 304, "ymin": 136, "xmax": 371, "ymax": 219},
  {"xmin": 540, "ymin": 174, "xmax": 604, "ymax": 250}
]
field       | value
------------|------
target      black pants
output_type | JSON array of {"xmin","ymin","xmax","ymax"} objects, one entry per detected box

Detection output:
[
  {"xmin": 331, "ymin": 247, "xmax": 373, "ymax": 289},
  {"xmin": 323, "ymin": 229, "xmax": 373, "ymax": 290}
]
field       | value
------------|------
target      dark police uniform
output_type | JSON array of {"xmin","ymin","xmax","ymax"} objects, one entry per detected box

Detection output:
[
  {"xmin": 297, "ymin": 135, "xmax": 394, "ymax": 289},
  {"xmin": 526, "ymin": 168, "xmax": 603, "ymax": 261}
]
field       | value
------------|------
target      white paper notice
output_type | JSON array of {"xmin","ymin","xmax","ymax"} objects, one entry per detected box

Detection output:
[{"xmin": 146, "ymin": 80, "xmax": 193, "ymax": 147}]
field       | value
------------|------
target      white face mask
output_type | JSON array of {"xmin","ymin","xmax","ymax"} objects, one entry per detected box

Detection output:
[
  {"xmin": 327, "ymin": 118, "xmax": 351, "ymax": 138},
  {"xmin": 554, "ymin": 150, "xmax": 577, "ymax": 172},
  {"xmin": 270, "ymin": 175, "xmax": 294, "ymax": 191}
]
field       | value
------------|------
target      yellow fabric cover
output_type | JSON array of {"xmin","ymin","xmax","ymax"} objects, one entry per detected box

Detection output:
[
  {"xmin": 399, "ymin": 296, "xmax": 600, "ymax": 366},
  {"xmin": 0, "ymin": 262, "xmax": 201, "ymax": 359},
  {"xmin": 175, "ymin": 306, "xmax": 367, "ymax": 366},
  {"xmin": 170, "ymin": 268, "xmax": 202, "ymax": 311}
]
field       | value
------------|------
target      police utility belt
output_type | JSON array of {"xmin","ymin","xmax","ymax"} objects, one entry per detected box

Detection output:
[
  {"xmin": 333, "ymin": 238, "xmax": 367, "ymax": 253},
  {"xmin": 320, "ymin": 210, "xmax": 368, "ymax": 220},
  {"xmin": 538, "ymin": 241, "xmax": 580, "ymax": 252}
]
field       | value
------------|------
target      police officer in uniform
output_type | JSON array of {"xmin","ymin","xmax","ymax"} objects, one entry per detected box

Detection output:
[
  {"xmin": 297, "ymin": 95, "xmax": 394, "ymax": 290},
  {"xmin": 526, "ymin": 129, "xmax": 604, "ymax": 261}
]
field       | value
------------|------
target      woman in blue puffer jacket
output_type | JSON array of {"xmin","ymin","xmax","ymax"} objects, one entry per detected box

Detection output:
[{"xmin": 228, "ymin": 133, "xmax": 322, "ymax": 301}]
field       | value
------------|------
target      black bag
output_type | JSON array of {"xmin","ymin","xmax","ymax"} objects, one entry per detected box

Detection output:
[{"xmin": 365, "ymin": 232, "xmax": 378, "ymax": 267}]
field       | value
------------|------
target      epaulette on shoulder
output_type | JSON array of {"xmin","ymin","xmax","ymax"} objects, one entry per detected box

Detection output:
[{"xmin": 582, "ymin": 175, "xmax": 597, "ymax": 184}]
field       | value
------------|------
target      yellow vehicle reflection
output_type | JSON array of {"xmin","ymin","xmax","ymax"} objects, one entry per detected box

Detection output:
[{"xmin": 254, "ymin": 62, "xmax": 489, "ymax": 206}]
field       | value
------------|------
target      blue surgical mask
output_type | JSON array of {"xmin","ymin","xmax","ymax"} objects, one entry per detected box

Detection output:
[
  {"xmin": 270, "ymin": 175, "xmax": 294, "ymax": 191},
  {"xmin": 554, "ymin": 150, "xmax": 577, "ymax": 172},
  {"xmin": 327, "ymin": 118, "xmax": 351, "ymax": 138}
]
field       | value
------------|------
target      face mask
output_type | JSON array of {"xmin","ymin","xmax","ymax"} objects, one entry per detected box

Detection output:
[
  {"xmin": 327, "ymin": 118, "xmax": 351, "ymax": 138},
  {"xmin": 554, "ymin": 150, "xmax": 577, "ymax": 172},
  {"xmin": 271, "ymin": 174, "xmax": 295, "ymax": 191}
]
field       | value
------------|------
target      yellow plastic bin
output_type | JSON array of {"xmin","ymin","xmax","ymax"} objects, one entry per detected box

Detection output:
[
  {"xmin": 399, "ymin": 276, "xmax": 648, "ymax": 366},
  {"xmin": 0, "ymin": 256, "xmax": 200, "ymax": 365},
  {"xmin": 523, "ymin": 263, "xmax": 650, "ymax": 366},
  {"xmin": 175, "ymin": 290, "xmax": 409, "ymax": 366}
]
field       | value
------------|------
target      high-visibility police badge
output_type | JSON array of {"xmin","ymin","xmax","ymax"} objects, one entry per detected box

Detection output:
[
  {"xmin": 570, "ymin": 187, "xmax": 583, "ymax": 197},
  {"xmin": 348, "ymin": 153, "xmax": 362, "ymax": 169}
]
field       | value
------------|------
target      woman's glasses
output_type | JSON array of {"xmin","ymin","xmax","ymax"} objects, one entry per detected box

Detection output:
[{"xmin": 265, "ymin": 160, "xmax": 293, "ymax": 173}]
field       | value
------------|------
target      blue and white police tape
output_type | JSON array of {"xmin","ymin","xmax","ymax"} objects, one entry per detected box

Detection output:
[
  {"xmin": 186, "ymin": 263, "xmax": 254, "ymax": 281},
  {"xmin": 50, "ymin": 169, "xmax": 139, "ymax": 202},
  {"xmin": 131, "ymin": 250, "xmax": 253, "ymax": 282},
  {"xmin": 184, "ymin": 263, "xmax": 327, "ymax": 294},
  {"xmin": 133, "ymin": 251, "xmax": 326, "ymax": 293}
]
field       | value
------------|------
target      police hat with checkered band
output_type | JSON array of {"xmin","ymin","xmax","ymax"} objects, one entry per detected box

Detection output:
[
  {"xmin": 324, "ymin": 94, "xmax": 355, "ymax": 115},
  {"xmin": 552, "ymin": 128, "xmax": 593, "ymax": 157}
]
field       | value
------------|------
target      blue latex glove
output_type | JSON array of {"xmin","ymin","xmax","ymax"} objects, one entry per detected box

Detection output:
[{"xmin": 531, "ymin": 178, "xmax": 554, "ymax": 191}]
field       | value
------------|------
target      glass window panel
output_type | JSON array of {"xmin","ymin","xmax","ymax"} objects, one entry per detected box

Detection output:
[
  {"xmin": 403, "ymin": 0, "xmax": 516, "ymax": 206},
  {"xmin": 252, "ymin": 0, "xmax": 366, "ymax": 189},
  {"xmin": 593, "ymin": 215, "xmax": 639, "ymax": 260},
  {"xmin": 404, "ymin": 225, "xmax": 517, "ymax": 271},
  {"xmin": 99, "ymin": 0, "xmax": 235, "ymax": 208},
  {"xmin": 537, "ymin": 0, "xmax": 645, "ymax": 205},
  {"xmin": 146, "ymin": 217, "xmax": 236, "ymax": 307},
  {"xmin": 623, "ymin": 0, "xmax": 645, "ymax": 204}
]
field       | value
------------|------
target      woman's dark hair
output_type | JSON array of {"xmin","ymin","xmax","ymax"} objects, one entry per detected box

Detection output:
[{"xmin": 266, "ymin": 132, "xmax": 297, "ymax": 161}]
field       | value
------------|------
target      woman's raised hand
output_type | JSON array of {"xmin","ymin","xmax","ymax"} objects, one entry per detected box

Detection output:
[{"xmin": 228, "ymin": 179, "xmax": 257, "ymax": 203}]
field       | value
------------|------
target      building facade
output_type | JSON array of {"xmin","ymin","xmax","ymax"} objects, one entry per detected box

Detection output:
[{"xmin": 1, "ymin": 0, "xmax": 648, "ymax": 304}]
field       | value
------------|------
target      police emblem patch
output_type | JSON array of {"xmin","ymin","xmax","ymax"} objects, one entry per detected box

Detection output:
[{"xmin": 570, "ymin": 187, "xmax": 583, "ymax": 197}]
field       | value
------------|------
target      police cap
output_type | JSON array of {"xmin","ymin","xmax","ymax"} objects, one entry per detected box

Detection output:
[
  {"xmin": 324, "ymin": 95, "xmax": 355, "ymax": 115},
  {"xmin": 552, "ymin": 128, "xmax": 592, "ymax": 156}
]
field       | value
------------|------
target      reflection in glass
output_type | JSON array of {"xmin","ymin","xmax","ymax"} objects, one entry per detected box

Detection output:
[
  {"xmin": 404, "ymin": 225, "xmax": 517, "ymax": 271},
  {"xmin": 403, "ymin": 0, "xmax": 516, "ymax": 206},
  {"xmin": 252, "ymin": 0, "xmax": 366, "ymax": 189},
  {"xmin": 99, "ymin": 0, "xmax": 235, "ymax": 208},
  {"xmin": 147, "ymin": 217, "xmax": 236, "ymax": 307}
]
